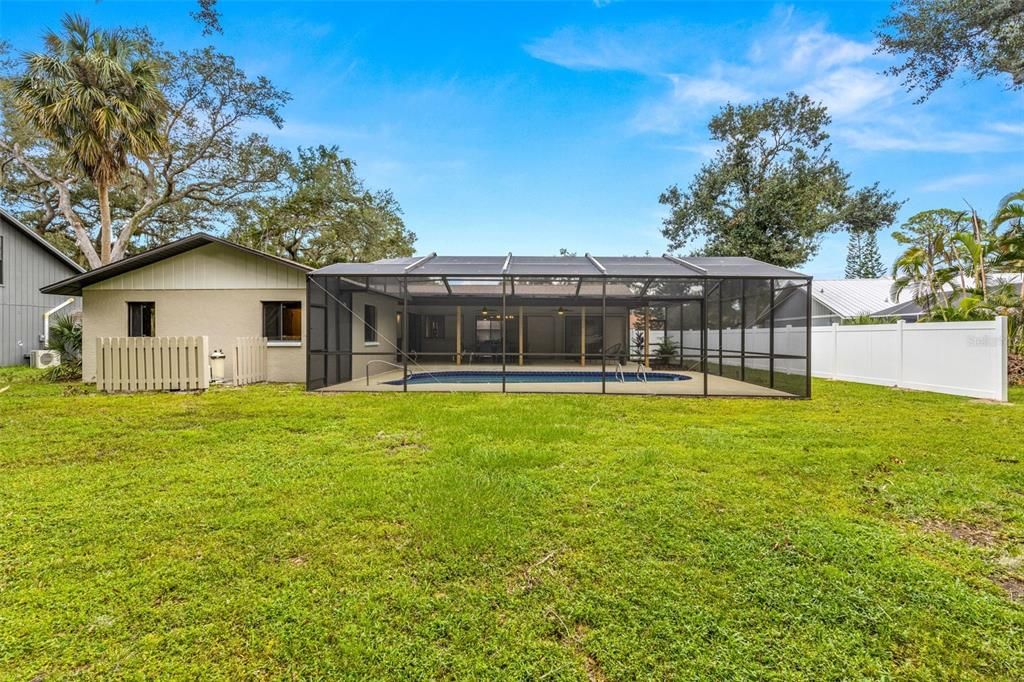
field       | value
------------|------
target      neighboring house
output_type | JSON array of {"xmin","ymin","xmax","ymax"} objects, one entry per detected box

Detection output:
[
  {"xmin": 810, "ymin": 278, "xmax": 906, "ymax": 325},
  {"xmin": 0, "ymin": 208, "xmax": 84, "ymax": 366},
  {"xmin": 41, "ymin": 233, "xmax": 311, "ymax": 384}
]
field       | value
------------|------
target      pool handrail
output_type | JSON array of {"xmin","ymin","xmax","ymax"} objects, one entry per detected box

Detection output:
[
  {"xmin": 636, "ymin": 362, "xmax": 648, "ymax": 383},
  {"xmin": 366, "ymin": 360, "xmax": 406, "ymax": 386}
]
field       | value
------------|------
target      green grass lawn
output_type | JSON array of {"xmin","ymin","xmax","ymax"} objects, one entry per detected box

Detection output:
[{"xmin": 1, "ymin": 368, "xmax": 1022, "ymax": 679}]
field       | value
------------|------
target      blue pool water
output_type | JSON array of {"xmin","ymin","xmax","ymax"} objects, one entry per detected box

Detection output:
[{"xmin": 385, "ymin": 370, "xmax": 691, "ymax": 385}]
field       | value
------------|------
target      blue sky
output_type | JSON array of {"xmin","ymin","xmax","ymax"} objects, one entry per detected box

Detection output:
[{"xmin": 2, "ymin": 1, "xmax": 1022, "ymax": 278}]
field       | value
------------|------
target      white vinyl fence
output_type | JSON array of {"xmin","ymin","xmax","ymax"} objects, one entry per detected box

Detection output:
[
  {"xmin": 233, "ymin": 336, "xmax": 268, "ymax": 386},
  {"xmin": 812, "ymin": 318, "xmax": 1008, "ymax": 402},
  {"xmin": 96, "ymin": 336, "xmax": 210, "ymax": 393}
]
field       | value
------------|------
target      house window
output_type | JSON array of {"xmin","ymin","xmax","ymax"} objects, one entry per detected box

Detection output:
[
  {"xmin": 128, "ymin": 302, "xmax": 156, "ymax": 337},
  {"xmin": 424, "ymin": 315, "xmax": 445, "ymax": 339},
  {"xmin": 364, "ymin": 304, "xmax": 378, "ymax": 344},
  {"xmin": 475, "ymin": 318, "xmax": 502, "ymax": 346},
  {"xmin": 262, "ymin": 301, "xmax": 302, "ymax": 341}
]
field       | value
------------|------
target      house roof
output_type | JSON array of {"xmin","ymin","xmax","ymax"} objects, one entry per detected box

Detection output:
[
  {"xmin": 311, "ymin": 253, "xmax": 809, "ymax": 280},
  {"xmin": 872, "ymin": 299, "xmax": 926, "ymax": 318},
  {"xmin": 40, "ymin": 232, "xmax": 311, "ymax": 296},
  {"xmin": 0, "ymin": 207, "xmax": 85, "ymax": 273},
  {"xmin": 811, "ymin": 278, "xmax": 903, "ymax": 318}
]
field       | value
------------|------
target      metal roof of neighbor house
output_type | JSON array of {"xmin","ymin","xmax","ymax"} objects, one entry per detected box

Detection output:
[
  {"xmin": 311, "ymin": 253, "xmax": 809, "ymax": 279},
  {"xmin": 0, "ymin": 207, "xmax": 85, "ymax": 273},
  {"xmin": 811, "ymin": 278, "xmax": 903, "ymax": 318},
  {"xmin": 40, "ymin": 232, "xmax": 311, "ymax": 296},
  {"xmin": 872, "ymin": 299, "xmax": 926, "ymax": 318}
]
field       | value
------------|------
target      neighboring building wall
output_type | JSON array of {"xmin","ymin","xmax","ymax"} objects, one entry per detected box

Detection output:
[
  {"xmin": 80, "ymin": 243, "xmax": 308, "ymax": 383},
  {"xmin": 811, "ymin": 300, "xmax": 842, "ymax": 326},
  {"xmin": 0, "ymin": 216, "xmax": 81, "ymax": 366}
]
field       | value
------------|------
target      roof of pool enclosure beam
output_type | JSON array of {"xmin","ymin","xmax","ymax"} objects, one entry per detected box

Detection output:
[{"xmin": 309, "ymin": 254, "xmax": 810, "ymax": 280}]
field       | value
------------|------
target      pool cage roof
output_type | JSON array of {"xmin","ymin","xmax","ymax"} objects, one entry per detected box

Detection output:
[{"xmin": 311, "ymin": 253, "xmax": 809, "ymax": 280}]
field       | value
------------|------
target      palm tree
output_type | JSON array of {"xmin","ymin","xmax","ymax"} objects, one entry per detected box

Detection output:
[
  {"xmin": 992, "ymin": 190, "xmax": 1024, "ymax": 300},
  {"xmin": 992, "ymin": 190, "xmax": 1024, "ymax": 233},
  {"xmin": 951, "ymin": 229, "xmax": 997, "ymax": 300},
  {"xmin": 13, "ymin": 14, "xmax": 166, "ymax": 264},
  {"xmin": 891, "ymin": 245, "xmax": 954, "ymax": 312}
]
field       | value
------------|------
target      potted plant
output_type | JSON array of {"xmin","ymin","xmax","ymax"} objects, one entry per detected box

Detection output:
[{"xmin": 654, "ymin": 337, "xmax": 678, "ymax": 367}]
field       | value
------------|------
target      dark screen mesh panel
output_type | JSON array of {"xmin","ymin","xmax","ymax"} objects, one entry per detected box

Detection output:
[
  {"xmin": 741, "ymin": 278, "xmax": 773, "ymax": 391},
  {"xmin": 307, "ymin": 276, "xmax": 354, "ymax": 390},
  {"xmin": 305, "ymin": 265, "xmax": 810, "ymax": 397},
  {"xmin": 772, "ymin": 281, "xmax": 810, "ymax": 397}
]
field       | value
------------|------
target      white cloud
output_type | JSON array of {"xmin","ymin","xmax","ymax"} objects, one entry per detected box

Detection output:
[
  {"xmin": 839, "ymin": 127, "xmax": 1007, "ymax": 153},
  {"xmin": 778, "ymin": 25, "xmax": 876, "ymax": 72},
  {"xmin": 526, "ymin": 9, "xmax": 1021, "ymax": 157},
  {"xmin": 918, "ymin": 173, "xmax": 1002, "ymax": 192},
  {"xmin": 804, "ymin": 67, "xmax": 897, "ymax": 117},
  {"xmin": 632, "ymin": 75, "xmax": 753, "ymax": 133},
  {"xmin": 988, "ymin": 122, "xmax": 1024, "ymax": 136},
  {"xmin": 525, "ymin": 26, "xmax": 664, "ymax": 73}
]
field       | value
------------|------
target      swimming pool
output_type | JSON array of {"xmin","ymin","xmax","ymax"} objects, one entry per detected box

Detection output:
[{"xmin": 384, "ymin": 370, "xmax": 691, "ymax": 385}]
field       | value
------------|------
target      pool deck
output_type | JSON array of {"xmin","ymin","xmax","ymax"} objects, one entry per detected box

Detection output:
[{"xmin": 318, "ymin": 363, "xmax": 792, "ymax": 397}]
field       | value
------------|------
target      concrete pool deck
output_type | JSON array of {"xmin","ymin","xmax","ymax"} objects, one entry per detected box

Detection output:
[{"xmin": 317, "ymin": 363, "xmax": 793, "ymax": 397}]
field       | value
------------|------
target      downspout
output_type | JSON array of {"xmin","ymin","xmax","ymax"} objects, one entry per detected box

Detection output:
[{"xmin": 43, "ymin": 298, "xmax": 76, "ymax": 348}]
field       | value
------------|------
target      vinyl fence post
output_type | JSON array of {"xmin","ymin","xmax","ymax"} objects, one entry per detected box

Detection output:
[
  {"xmin": 831, "ymin": 322, "xmax": 839, "ymax": 379},
  {"xmin": 895, "ymin": 319, "xmax": 905, "ymax": 389},
  {"xmin": 997, "ymin": 315, "xmax": 1008, "ymax": 402}
]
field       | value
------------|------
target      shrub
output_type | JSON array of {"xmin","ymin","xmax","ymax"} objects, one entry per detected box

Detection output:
[
  {"xmin": 655, "ymin": 337, "xmax": 678, "ymax": 365},
  {"xmin": 44, "ymin": 314, "xmax": 82, "ymax": 382}
]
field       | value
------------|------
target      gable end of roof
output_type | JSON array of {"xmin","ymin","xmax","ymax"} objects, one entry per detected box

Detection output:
[
  {"xmin": 40, "ymin": 232, "xmax": 310, "ymax": 296},
  {"xmin": 0, "ymin": 207, "xmax": 85, "ymax": 273}
]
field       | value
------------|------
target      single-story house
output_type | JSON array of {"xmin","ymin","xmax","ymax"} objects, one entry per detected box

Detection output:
[
  {"xmin": 810, "ymin": 278, "xmax": 905, "ymax": 325},
  {"xmin": 0, "ymin": 208, "xmax": 84, "ymax": 366},
  {"xmin": 41, "ymin": 233, "xmax": 311, "ymax": 384}
]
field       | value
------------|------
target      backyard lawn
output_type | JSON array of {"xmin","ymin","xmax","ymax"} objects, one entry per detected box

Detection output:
[{"xmin": 1, "ymin": 368, "xmax": 1022, "ymax": 679}]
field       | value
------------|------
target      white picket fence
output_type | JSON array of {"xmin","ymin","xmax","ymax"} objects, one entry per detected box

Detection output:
[
  {"xmin": 812, "ymin": 318, "xmax": 1008, "ymax": 402},
  {"xmin": 233, "ymin": 336, "xmax": 268, "ymax": 386},
  {"xmin": 96, "ymin": 336, "xmax": 210, "ymax": 393}
]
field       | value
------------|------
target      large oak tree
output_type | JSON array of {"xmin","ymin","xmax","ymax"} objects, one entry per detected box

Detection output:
[
  {"xmin": 1, "ymin": 24, "xmax": 290, "ymax": 266},
  {"xmin": 229, "ymin": 145, "xmax": 414, "ymax": 268},
  {"xmin": 876, "ymin": 0, "xmax": 1024, "ymax": 101},
  {"xmin": 659, "ymin": 93, "xmax": 902, "ymax": 268}
]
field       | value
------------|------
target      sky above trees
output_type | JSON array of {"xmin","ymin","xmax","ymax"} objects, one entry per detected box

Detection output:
[{"xmin": 2, "ymin": 1, "xmax": 1021, "ymax": 277}]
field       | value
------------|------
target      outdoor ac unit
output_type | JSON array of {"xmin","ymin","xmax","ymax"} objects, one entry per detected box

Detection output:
[{"xmin": 29, "ymin": 350, "xmax": 61, "ymax": 369}]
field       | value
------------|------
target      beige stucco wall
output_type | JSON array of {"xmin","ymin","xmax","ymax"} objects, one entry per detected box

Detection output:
[
  {"xmin": 82, "ymin": 288, "xmax": 307, "ymax": 383},
  {"xmin": 351, "ymin": 291, "xmax": 400, "ymax": 380},
  {"xmin": 79, "ymin": 243, "xmax": 309, "ymax": 384}
]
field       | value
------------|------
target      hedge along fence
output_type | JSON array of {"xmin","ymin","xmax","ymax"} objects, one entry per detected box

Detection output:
[
  {"xmin": 96, "ymin": 336, "xmax": 210, "ymax": 393},
  {"xmin": 233, "ymin": 336, "xmax": 268, "ymax": 386},
  {"xmin": 812, "ymin": 317, "xmax": 1008, "ymax": 402}
]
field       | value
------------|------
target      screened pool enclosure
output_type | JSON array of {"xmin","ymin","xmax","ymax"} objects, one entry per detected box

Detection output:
[{"xmin": 307, "ymin": 254, "xmax": 812, "ymax": 397}]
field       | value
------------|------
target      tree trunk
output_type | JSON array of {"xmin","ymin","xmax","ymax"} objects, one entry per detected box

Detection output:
[
  {"xmin": 972, "ymin": 210, "xmax": 988, "ymax": 300},
  {"xmin": 98, "ymin": 182, "xmax": 113, "ymax": 264}
]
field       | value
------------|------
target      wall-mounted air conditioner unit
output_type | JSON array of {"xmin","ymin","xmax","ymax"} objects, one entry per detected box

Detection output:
[{"xmin": 29, "ymin": 350, "xmax": 61, "ymax": 369}]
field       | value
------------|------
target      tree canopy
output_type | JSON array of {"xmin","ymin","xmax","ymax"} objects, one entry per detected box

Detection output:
[
  {"xmin": 1, "ymin": 15, "xmax": 413, "ymax": 268},
  {"xmin": 659, "ymin": 93, "xmax": 902, "ymax": 268},
  {"xmin": 229, "ymin": 146, "xmax": 414, "ymax": 268},
  {"xmin": 876, "ymin": 0, "xmax": 1024, "ymax": 101},
  {"xmin": 9, "ymin": 15, "xmax": 167, "ymax": 266}
]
